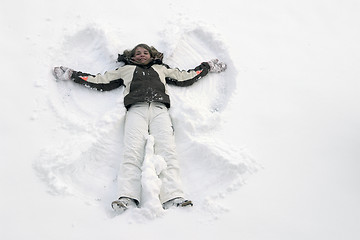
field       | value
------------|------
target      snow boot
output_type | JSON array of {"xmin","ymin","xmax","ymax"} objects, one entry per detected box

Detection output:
[
  {"xmin": 162, "ymin": 197, "xmax": 193, "ymax": 210},
  {"xmin": 111, "ymin": 197, "xmax": 137, "ymax": 213}
]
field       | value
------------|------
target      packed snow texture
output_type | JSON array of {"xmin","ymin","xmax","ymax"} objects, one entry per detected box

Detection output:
[
  {"xmin": 32, "ymin": 22, "xmax": 257, "ymax": 221},
  {"xmin": 141, "ymin": 135, "xmax": 167, "ymax": 218}
]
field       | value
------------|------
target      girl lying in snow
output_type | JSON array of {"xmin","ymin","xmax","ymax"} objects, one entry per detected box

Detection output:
[{"xmin": 53, "ymin": 44, "xmax": 227, "ymax": 213}]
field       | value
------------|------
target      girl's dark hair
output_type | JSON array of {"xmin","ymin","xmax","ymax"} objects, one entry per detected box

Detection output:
[
  {"xmin": 117, "ymin": 44, "xmax": 163, "ymax": 64},
  {"xmin": 130, "ymin": 44, "xmax": 153, "ymax": 57}
]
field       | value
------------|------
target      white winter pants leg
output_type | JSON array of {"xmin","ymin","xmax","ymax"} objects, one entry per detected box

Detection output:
[{"xmin": 117, "ymin": 102, "xmax": 184, "ymax": 204}]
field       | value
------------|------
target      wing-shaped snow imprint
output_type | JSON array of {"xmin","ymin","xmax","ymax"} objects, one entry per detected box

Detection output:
[
  {"xmin": 34, "ymin": 27, "xmax": 126, "ymax": 205},
  {"xmin": 163, "ymin": 28, "xmax": 257, "ymax": 219},
  {"xmin": 34, "ymin": 24, "xmax": 257, "ymax": 222}
]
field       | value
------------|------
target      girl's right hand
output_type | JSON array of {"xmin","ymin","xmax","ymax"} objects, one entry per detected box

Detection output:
[{"xmin": 53, "ymin": 66, "xmax": 73, "ymax": 81}]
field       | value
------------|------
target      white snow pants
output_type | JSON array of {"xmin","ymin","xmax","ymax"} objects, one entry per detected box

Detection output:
[{"xmin": 117, "ymin": 102, "xmax": 184, "ymax": 204}]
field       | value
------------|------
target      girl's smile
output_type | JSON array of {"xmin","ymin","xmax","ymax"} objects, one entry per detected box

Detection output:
[{"xmin": 132, "ymin": 47, "xmax": 151, "ymax": 64}]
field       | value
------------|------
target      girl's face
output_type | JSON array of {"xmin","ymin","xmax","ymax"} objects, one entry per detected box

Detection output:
[{"xmin": 132, "ymin": 47, "xmax": 151, "ymax": 64}]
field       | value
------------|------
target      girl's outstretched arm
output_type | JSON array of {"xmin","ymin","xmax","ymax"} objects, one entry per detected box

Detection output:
[
  {"xmin": 53, "ymin": 66, "xmax": 124, "ymax": 91},
  {"xmin": 163, "ymin": 59, "xmax": 226, "ymax": 87}
]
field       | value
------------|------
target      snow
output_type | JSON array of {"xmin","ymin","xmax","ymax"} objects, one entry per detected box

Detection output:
[
  {"xmin": 1, "ymin": 0, "xmax": 360, "ymax": 239},
  {"xmin": 140, "ymin": 135, "xmax": 168, "ymax": 218}
]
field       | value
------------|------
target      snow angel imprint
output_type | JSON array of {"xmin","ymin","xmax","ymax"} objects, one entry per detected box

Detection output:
[{"xmin": 53, "ymin": 43, "xmax": 227, "ymax": 214}]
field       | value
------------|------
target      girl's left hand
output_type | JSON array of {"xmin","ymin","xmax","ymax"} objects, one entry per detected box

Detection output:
[{"xmin": 208, "ymin": 59, "xmax": 227, "ymax": 73}]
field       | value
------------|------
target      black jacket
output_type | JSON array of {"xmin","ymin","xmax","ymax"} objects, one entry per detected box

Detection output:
[{"xmin": 72, "ymin": 60, "xmax": 210, "ymax": 109}]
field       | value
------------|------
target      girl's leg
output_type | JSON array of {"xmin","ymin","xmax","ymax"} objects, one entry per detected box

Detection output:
[
  {"xmin": 117, "ymin": 103, "xmax": 149, "ymax": 204},
  {"xmin": 149, "ymin": 103, "xmax": 185, "ymax": 204}
]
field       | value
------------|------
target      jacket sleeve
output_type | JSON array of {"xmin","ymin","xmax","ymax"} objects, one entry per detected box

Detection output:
[
  {"xmin": 164, "ymin": 62, "xmax": 210, "ymax": 87},
  {"xmin": 71, "ymin": 68, "xmax": 124, "ymax": 91}
]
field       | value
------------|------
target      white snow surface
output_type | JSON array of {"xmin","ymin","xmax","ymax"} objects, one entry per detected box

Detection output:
[{"xmin": 1, "ymin": 0, "xmax": 360, "ymax": 239}]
